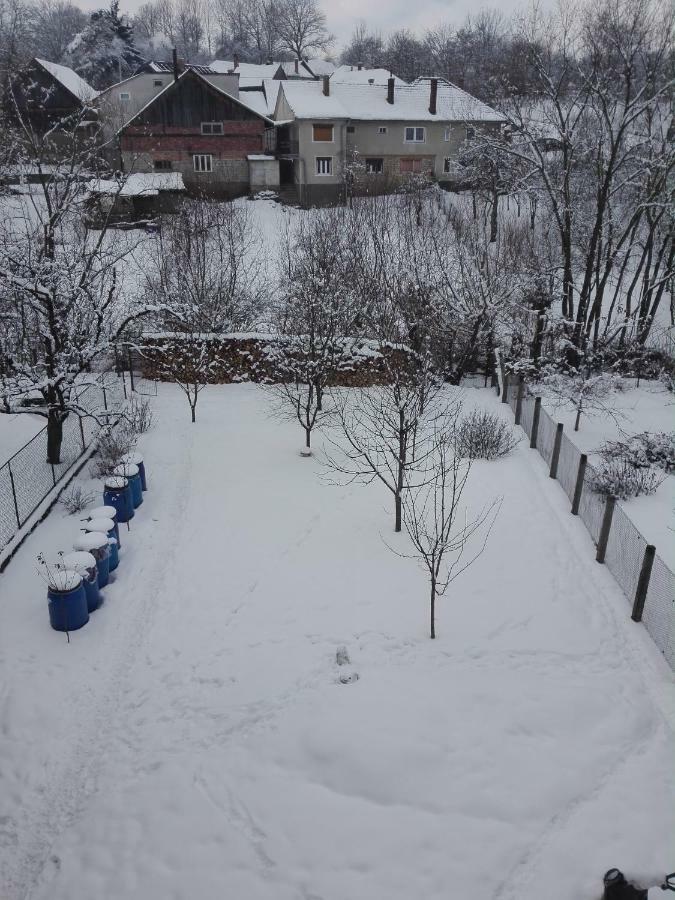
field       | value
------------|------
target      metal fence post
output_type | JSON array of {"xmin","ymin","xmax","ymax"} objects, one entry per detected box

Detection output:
[
  {"xmin": 530, "ymin": 397, "xmax": 541, "ymax": 449},
  {"xmin": 549, "ymin": 423, "xmax": 564, "ymax": 479},
  {"xmin": 571, "ymin": 453, "xmax": 587, "ymax": 515},
  {"xmin": 631, "ymin": 545, "xmax": 656, "ymax": 622},
  {"xmin": 596, "ymin": 496, "xmax": 616, "ymax": 563},
  {"xmin": 514, "ymin": 377, "xmax": 525, "ymax": 425},
  {"xmin": 128, "ymin": 348, "xmax": 136, "ymax": 393},
  {"xmin": 7, "ymin": 461, "xmax": 21, "ymax": 528},
  {"xmin": 78, "ymin": 415, "xmax": 86, "ymax": 452},
  {"xmin": 502, "ymin": 374, "xmax": 509, "ymax": 405},
  {"xmin": 102, "ymin": 382, "xmax": 108, "ymax": 411}
]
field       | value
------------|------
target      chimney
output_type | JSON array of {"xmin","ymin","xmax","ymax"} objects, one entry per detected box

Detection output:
[
  {"xmin": 294, "ymin": 58, "xmax": 299, "ymax": 74},
  {"xmin": 387, "ymin": 77, "xmax": 395, "ymax": 104},
  {"xmin": 429, "ymin": 77, "xmax": 438, "ymax": 115},
  {"xmin": 233, "ymin": 52, "xmax": 240, "ymax": 70},
  {"xmin": 322, "ymin": 74, "xmax": 330, "ymax": 96}
]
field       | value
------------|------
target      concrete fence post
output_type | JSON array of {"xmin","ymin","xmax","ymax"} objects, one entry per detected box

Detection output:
[
  {"xmin": 530, "ymin": 397, "xmax": 541, "ymax": 449},
  {"xmin": 571, "ymin": 453, "xmax": 587, "ymax": 515},
  {"xmin": 502, "ymin": 374, "xmax": 509, "ymax": 405},
  {"xmin": 549, "ymin": 422, "xmax": 564, "ymax": 479},
  {"xmin": 514, "ymin": 377, "xmax": 525, "ymax": 426},
  {"xmin": 596, "ymin": 496, "xmax": 616, "ymax": 563},
  {"xmin": 631, "ymin": 545, "xmax": 656, "ymax": 622}
]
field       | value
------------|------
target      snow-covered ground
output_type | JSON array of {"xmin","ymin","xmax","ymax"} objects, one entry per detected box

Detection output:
[
  {"xmin": 1, "ymin": 383, "xmax": 673, "ymax": 900},
  {"xmin": 0, "ymin": 412, "xmax": 45, "ymax": 462},
  {"xmin": 540, "ymin": 381, "xmax": 674, "ymax": 568}
]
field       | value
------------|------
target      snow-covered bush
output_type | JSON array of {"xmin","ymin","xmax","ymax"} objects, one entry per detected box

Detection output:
[
  {"xmin": 91, "ymin": 426, "xmax": 136, "ymax": 478},
  {"xmin": 60, "ymin": 485, "xmax": 96, "ymax": 514},
  {"xmin": 127, "ymin": 396, "xmax": 153, "ymax": 435},
  {"xmin": 600, "ymin": 432, "xmax": 675, "ymax": 475},
  {"xmin": 591, "ymin": 458, "xmax": 665, "ymax": 500},
  {"xmin": 455, "ymin": 410, "xmax": 520, "ymax": 460}
]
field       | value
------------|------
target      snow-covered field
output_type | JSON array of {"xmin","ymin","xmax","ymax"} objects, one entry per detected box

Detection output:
[
  {"xmin": 540, "ymin": 382, "xmax": 675, "ymax": 568},
  {"xmin": 1, "ymin": 383, "xmax": 673, "ymax": 900}
]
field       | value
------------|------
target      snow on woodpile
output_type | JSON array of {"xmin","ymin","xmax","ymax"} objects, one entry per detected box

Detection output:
[
  {"xmin": 35, "ymin": 58, "xmax": 98, "ymax": 103},
  {"xmin": 279, "ymin": 78, "xmax": 505, "ymax": 122},
  {"xmin": 139, "ymin": 333, "xmax": 413, "ymax": 385},
  {"xmin": 85, "ymin": 173, "xmax": 185, "ymax": 197}
]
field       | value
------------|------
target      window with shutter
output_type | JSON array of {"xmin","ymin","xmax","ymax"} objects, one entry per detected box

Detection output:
[{"xmin": 312, "ymin": 124, "xmax": 334, "ymax": 142}]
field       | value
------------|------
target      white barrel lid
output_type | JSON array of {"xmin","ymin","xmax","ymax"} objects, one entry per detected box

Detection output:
[
  {"xmin": 89, "ymin": 505, "xmax": 116, "ymax": 520},
  {"xmin": 104, "ymin": 476, "xmax": 128, "ymax": 489},
  {"xmin": 73, "ymin": 532, "xmax": 109, "ymax": 552},
  {"xmin": 61, "ymin": 551, "xmax": 97, "ymax": 574},
  {"xmin": 113, "ymin": 463, "xmax": 139, "ymax": 478},
  {"xmin": 108, "ymin": 536, "xmax": 118, "ymax": 547},
  {"xmin": 121, "ymin": 451, "xmax": 143, "ymax": 466},
  {"xmin": 48, "ymin": 569, "xmax": 82, "ymax": 592},
  {"xmin": 83, "ymin": 517, "xmax": 114, "ymax": 533}
]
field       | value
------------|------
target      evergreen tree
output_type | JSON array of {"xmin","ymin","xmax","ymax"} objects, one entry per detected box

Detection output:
[{"xmin": 67, "ymin": 1, "xmax": 142, "ymax": 89}]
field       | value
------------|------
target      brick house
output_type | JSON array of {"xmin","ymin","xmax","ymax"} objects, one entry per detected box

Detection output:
[{"xmin": 118, "ymin": 68, "xmax": 278, "ymax": 197}]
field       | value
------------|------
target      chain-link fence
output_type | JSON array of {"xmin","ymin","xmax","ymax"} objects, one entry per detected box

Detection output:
[
  {"xmin": 498, "ymin": 374, "xmax": 675, "ymax": 671},
  {"xmin": 0, "ymin": 373, "xmax": 126, "ymax": 554}
]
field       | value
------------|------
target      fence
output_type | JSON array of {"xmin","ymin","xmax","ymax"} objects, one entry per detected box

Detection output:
[
  {"xmin": 497, "ymin": 374, "xmax": 675, "ymax": 671},
  {"xmin": 0, "ymin": 373, "xmax": 126, "ymax": 555}
]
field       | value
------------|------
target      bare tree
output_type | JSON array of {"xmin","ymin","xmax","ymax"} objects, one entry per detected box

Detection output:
[
  {"xmin": 400, "ymin": 415, "xmax": 501, "ymax": 638},
  {"xmin": 276, "ymin": 0, "xmax": 332, "ymax": 59}
]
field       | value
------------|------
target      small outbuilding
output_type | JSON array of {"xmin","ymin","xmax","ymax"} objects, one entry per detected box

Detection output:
[{"xmin": 83, "ymin": 172, "xmax": 185, "ymax": 227}]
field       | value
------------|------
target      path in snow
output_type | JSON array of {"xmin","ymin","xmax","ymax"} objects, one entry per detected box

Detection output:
[{"xmin": 0, "ymin": 383, "xmax": 673, "ymax": 900}]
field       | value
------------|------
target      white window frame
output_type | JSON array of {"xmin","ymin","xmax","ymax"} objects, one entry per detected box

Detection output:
[
  {"xmin": 443, "ymin": 157, "xmax": 452, "ymax": 174},
  {"xmin": 201, "ymin": 122, "xmax": 223, "ymax": 135},
  {"xmin": 378, "ymin": 126, "xmax": 388, "ymax": 134},
  {"xmin": 193, "ymin": 154, "xmax": 213, "ymax": 173},
  {"xmin": 119, "ymin": 92, "xmax": 130, "ymax": 100},
  {"xmin": 312, "ymin": 123, "xmax": 334, "ymax": 143},
  {"xmin": 315, "ymin": 156, "xmax": 333, "ymax": 176},
  {"xmin": 443, "ymin": 126, "xmax": 452, "ymax": 141},
  {"xmin": 404, "ymin": 126, "xmax": 426, "ymax": 143}
]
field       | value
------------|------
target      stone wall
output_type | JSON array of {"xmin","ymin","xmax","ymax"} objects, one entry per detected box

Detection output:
[{"xmin": 138, "ymin": 333, "xmax": 412, "ymax": 386}]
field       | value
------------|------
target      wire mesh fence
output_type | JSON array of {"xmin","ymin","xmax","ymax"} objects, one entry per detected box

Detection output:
[
  {"xmin": 0, "ymin": 372, "xmax": 126, "ymax": 553},
  {"xmin": 498, "ymin": 376, "xmax": 675, "ymax": 670}
]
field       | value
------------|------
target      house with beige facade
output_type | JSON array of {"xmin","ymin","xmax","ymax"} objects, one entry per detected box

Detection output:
[{"xmin": 273, "ymin": 76, "xmax": 505, "ymax": 205}]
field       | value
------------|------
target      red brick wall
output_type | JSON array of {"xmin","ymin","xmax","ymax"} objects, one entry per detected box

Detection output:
[{"xmin": 121, "ymin": 121, "xmax": 265, "ymax": 158}]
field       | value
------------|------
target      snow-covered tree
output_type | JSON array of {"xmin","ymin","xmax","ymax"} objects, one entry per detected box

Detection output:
[{"xmin": 66, "ymin": 1, "xmax": 143, "ymax": 89}]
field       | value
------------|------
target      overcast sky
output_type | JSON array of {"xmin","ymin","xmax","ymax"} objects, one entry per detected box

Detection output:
[{"xmin": 77, "ymin": 0, "xmax": 535, "ymax": 51}]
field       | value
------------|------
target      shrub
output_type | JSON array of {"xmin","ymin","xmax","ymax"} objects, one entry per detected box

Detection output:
[
  {"xmin": 60, "ymin": 485, "xmax": 96, "ymax": 514},
  {"xmin": 455, "ymin": 410, "xmax": 520, "ymax": 460},
  {"xmin": 126, "ymin": 395, "xmax": 154, "ymax": 435},
  {"xmin": 90, "ymin": 425, "xmax": 136, "ymax": 478},
  {"xmin": 600, "ymin": 432, "xmax": 675, "ymax": 474},
  {"xmin": 591, "ymin": 457, "xmax": 665, "ymax": 500}
]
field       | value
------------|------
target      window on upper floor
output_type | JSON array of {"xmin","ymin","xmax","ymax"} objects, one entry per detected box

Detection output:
[
  {"xmin": 378, "ymin": 126, "xmax": 387, "ymax": 134},
  {"xmin": 201, "ymin": 122, "xmax": 223, "ymax": 135},
  {"xmin": 404, "ymin": 126, "xmax": 425, "ymax": 143},
  {"xmin": 346, "ymin": 125, "xmax": 355, "ymax": 134},
  {"xmin": 313, "ymin": 123, "xmax": 334, "ymax": 142},
  {"xmin": 365, "ymin": 158, "xmax": 383, "ymax": 174},
  {"xmin": 315, "ymin": 156, "xmax": 333, "ymax": 175},
  {"xmin": 119, "ymin": 92, "xmax": 130, "ymax": 100},
  {"xmin": 193, "ymin": 154, "xmax": 213, "ymax": 172},
  {"xmin": 153, "ymin": 79, "xmax": 163, "ymax": 87}
]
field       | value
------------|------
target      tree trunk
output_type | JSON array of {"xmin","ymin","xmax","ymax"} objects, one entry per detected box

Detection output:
[
  {"xmin": 191, "ymin": 404, "xmax": 196, "ymax": 423},
  {"xmin": 574, "ymin": 404, "xmax": 582, "ymax": 432},
  {"xmin": 430, "ymin": 577, "xmax": 436, "ymax": 639},
  {"xmin": 305, "ymin": 427, "xmax": 311, "ymax": 449},
  {"xmin": 489, "ymin": 190, "xmax": 498, "ymax": 243},
  {"xmin": 46, "ymin": 408, "xmax": 64, "ymax": 464},
  {"xmin": 394, "ymin": 492, "xmax": 402, "ymax": 533}
]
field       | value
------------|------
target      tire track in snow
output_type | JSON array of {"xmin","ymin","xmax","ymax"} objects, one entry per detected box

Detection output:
[{"xmin": 3, "ymin": 414, "xmax": 196, "ymax": 900}]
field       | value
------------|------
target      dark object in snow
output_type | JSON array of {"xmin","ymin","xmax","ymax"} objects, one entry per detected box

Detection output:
[
  {"xmin": 336, "ymin": 646, "xmax": 350, "ymax": 666},
  {"xmin": 603, "ymin": 870, "xmax": 650, "ymax": 899},
  {"xmin": 338, "ymin": 672, "xmax": 359, "ymax": 684}
]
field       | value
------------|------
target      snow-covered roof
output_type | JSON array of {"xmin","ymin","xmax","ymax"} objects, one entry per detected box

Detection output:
[
  {"xmin": 210, "ymin": 61, "xmax": 283, "ymax": 82},
  {"xmin": 86, "ymin": 172, "xmax": 185, "ymax": 197},
  {"xmin": 304, "ymin": 58, "xmax": 335, "ymax": 76},
  {"xmin": 239, "ymin": 79, "xmax": 281, "ymax": 117},
  {"xmin": 138, "ymin": 60, "xmax": 216, "ymax": 75},
  {"xmin": 331, "ymin": 66, "xmax": 406, "ymax": 86},
  {"xmin": 277, "ymin": 79, "xmax": 506, "ymax": 123},
  {"xmin": 35, "ymin": 58, "xmax": 98, "ymax": 103}
]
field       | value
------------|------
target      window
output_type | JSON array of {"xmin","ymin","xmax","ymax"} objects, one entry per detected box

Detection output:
[
  {"xmin": 312, "ymin": 123, "xmax": 333, "ymax": 142},
  {"xmin": 378, "ymin": 126, "xmax": 387, "ymax": 134},
  {"xmin": 466, "ymin": 126, "xmax": 476, "ymax": 140},
  {"xmin": 443, "ymin": 157, "xmax": 452, "ymax": 174},
  {"xmin": 365, "ymin": 158, "xmax": 383, "ymax": 174},
  {"xmin": 119, "ymin": 92, "xmax": 130, "ymax": 100},
  {"xmin": 346, "ymin": 125, "xmax": 355, "ymax": 134},
  {"xmin": 404, "ymin": 126, "xmax": 425, "ymax": 143},
  {"xmin": 201, "ymin": 122, "xmax": 223, "ymax": 135},
  {"xmin": 443, "ymin": 126, "xmax": 452, "ymax": 141},
  {"xmin": 193, "ymin": 154, "xmax": 213, "ymax": 173},
  {"xmin": 153, "ymin": 79, "xmax": 163, "ymax": 87},
  {"xmin": 399, "ymin": 157, "xmax": 425, "ymax": 174},
  {"xmin": 315, "ymin": 156, "xmax": 332, "ymax": 176},
  {"xmin": 154, "ymin": 160, "xmax": 172, "ymax": 171}
]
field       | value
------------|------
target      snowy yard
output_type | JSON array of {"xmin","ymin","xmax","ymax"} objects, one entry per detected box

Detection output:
[{"xmin": 0, "ymin": 383, "xmax": 673, "ymax": 900}]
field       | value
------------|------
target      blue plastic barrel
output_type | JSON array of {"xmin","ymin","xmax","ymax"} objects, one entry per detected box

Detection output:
[
  {"xmin": 48, "ymin": 571, "xmax": 89, "ymax": 631},
  {"xmin": 82, "ymin": 519, "xmax": 118, "ymax": 573},
  {"xmin": 88, "ymin": 504, "xmax": 120, "ymax": 548},
  {"xmin": 122, "ymin": 452, "xmax": 147, "ymax": 491},
  {"xmin": 104, "ymin": 476, "xmax": 134, "ymax": 523},
  {"xmin": 114, "ymin": 463, "xmax": 142, "ymax": 509},
  {"xmin": 61, "ymin": 551, "xmax": 101, "ymax": 612},
  {"xmin": 107, "ymin": 537, "xmax": 119, "ymax": 571},
  {"xmin": 73, "ymin": 532, "xmax": 110, "ymax": 587}
]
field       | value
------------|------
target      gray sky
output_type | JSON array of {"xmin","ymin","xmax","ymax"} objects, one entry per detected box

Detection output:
[{"xmin": 79, "ymin": 0, "xmax": 533, "ymax": 52}]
